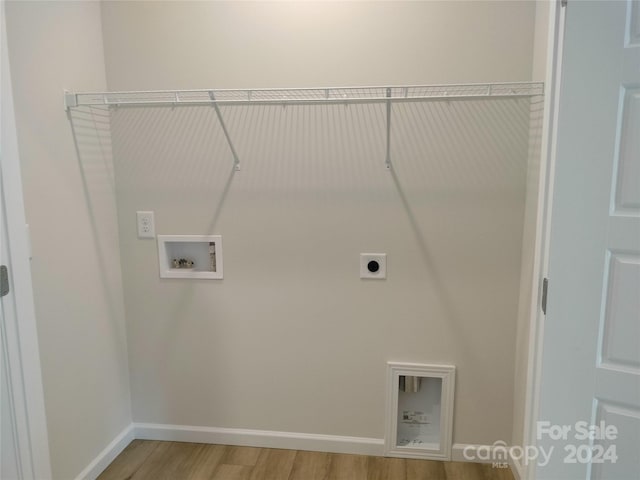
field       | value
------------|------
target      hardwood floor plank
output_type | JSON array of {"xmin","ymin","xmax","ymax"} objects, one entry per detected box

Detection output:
[
  {"xmin": 186, "ymin": 444, "xmax": 228, "ymax": 480},
  {"xmin": 479, "ymin": 463, "xmax": 514, "ymax": 480},
  {"xmin": 465, "ymin": 463, "xmax": 491, "ymax": 480},
  {"xmin": 222, "ymin": 446, "xmax": 262, "ymax": 466},
  {"xmin": 288, "ymin": 450, "xmax": 332, "ymax": 480},
  {"xmin": 211, "ymin": 464, "xmax": 253, "ymax": 480},
  {"xmin": 444, "ymin": 461, "xmax": 494, "ymax": 480},
  {"xmin": 406, "ymin": 458, "xmax": 446, "ymax": 480},
  {"xmin": 97, "ymin": 440, "xmax": 160, "ymax": 480},
  {"xmin": 129, "ymin": 441, "xmax": 204, "ymax": 480},
  {"xmin": 367, "ymin": 456, "xmax": 406, "ymax": 480},
  {"xmin": 126, "ymin": 441, "xmax": 173, "ymax": 480},
  {"xmin": 443, "ymin": 461, "xmax": 469, "ymax": 479},
  {"xmin": 98, "ymin": 440, "xmax": 515, "ymax": 480},
  {"xmin": 326, "ymin": 453, "xmax": 368, "ymax": 480},
  {"xmin": 248, "ymin": 448, "xmax": 296, "ymax": 480}
]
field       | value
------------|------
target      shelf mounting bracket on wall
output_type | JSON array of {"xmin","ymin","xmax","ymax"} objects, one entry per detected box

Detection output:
[
  {"xmin": 208, "ymin": 91, "xmax": 241, "ymax": 171},
  {"xmin": 385, "ymin": 87, "xmax": 392, "ymax": 170}
]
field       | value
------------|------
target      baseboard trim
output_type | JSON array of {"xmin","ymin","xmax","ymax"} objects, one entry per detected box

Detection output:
[
  {"xmin": 77, "ymin": 425, "xmax": 523, "ymax": 480},
  {"xmin": 133, "ymin": 422, "xmax": 385, "ymax": 456},
  {"xmin": 452, "ymin": 443, "xmax": 511, "ymax": 463},
  {"xmin": 453, "ymin": 443, "xmax": 523, "ymax": 479},
  {"xmin": 73, "ymin": 424, "xmax": 134, "ymax": 480},
  {"xmin": 509, "ymin": 455, "xmax": 524, "ymax": 480}
]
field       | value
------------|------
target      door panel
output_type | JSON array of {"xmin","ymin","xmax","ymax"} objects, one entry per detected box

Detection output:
[
  {"xmin": 538, "ymin": 1, "xmax": 640, "ymax": 478},
  {"xmin": 1, "ymin": 3, "xmax": 22, "ymax": 476},
  {"xmin": 590, "ymin": 403, "xmax": 640, "ymax": 480},
  {"xmin": 599, "ymin": 253, "xmax": 640, "ymax": 370},
  {"xmin": 626, "ymin": 0, "xmax": 640, "ymax": 46},
  {"xmin": 612, "ymin": 87, "xmax": 639, "ymax": 212},
  {"xmin": 1, "ymin": 174, "xmax": 21, "ymax": 480},
  {"xmin": 0, "ymin": 2, "xmax": 51, "ymax": 477},
  {"xmin": 594, "ymin": 2, "xmax": 640, "ymax": 478}
]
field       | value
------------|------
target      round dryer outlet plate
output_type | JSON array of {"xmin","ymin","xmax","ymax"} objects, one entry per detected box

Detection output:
[{"xmin": 360, "ymin": 253, "xmax": 387, "ymax": 279}]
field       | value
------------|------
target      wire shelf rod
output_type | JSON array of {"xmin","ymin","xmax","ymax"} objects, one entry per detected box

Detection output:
[
  {"xmin": 64, "ymin": 82, "xmax": 544, "ymax": 110},
  {"xmin": 385, "ymin": 87, "xmax": 392, "ymax": 170}
]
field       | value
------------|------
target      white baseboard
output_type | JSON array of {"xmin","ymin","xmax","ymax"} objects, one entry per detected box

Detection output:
[
  {"xmin": 451, "ymin": 443, "xmax": 512, "ymax": 463},
  {"xmin": 133, "ymin": 422, "xmax": 385, "ymax": 456},
  {"xmin": 77, "ymin": 424, "xmax": 523, "ymax": 480},
  {"xmin": 73, "ymin": 424, "xmax": 134, "ymax": 480},
  {"xmin": 453, "ymin": 443, "xmax": 523, "ymax": 480},
  {"xmin": 509, "ymin": 455, "xmax": 524, "ymax": 480}
]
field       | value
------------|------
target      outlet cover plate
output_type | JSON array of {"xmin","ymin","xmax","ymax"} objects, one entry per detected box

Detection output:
[
  {"xmin": 137, "ymin": 211, "xmax": 155, "ymax": 238},
  {"xmin": 360, "ymin": 253, "xmax": 387, "ymax": 279}
]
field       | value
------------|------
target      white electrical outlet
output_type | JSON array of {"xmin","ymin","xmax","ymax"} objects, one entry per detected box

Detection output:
[
  {"xmin": 360, "ymin": 253, "xmax": 387, "ymax": 279},
  {"xmin": 136, "ymin": 211, "xmax": 155, "ymax": 238}
]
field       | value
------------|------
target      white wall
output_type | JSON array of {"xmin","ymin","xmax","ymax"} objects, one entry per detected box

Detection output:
[
  {"xmin": 5, "ymin": 2, "xmax": 131, "ymax": 479},
  {"xmin": 102, "ymin": 1, "xmax": 536, "ymax": 447},
  {"xmin": 530, "ymin": 1, "xmax": 551, "ymax": 83},
  {"xmin": 101, "ymin": 1, "xmax": 534, "ymax": 90}
]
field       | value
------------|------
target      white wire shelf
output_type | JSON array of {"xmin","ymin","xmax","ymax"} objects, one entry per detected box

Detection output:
[
  {"xmin": 64, "ymin": 82, "xmax": 543, "ymax": 171},
  {"xmin": 64, "ymin": 82, "xmax": 543, "ymax": 109}
]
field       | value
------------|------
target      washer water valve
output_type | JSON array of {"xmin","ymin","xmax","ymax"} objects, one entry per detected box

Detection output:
[{"xmin": 172, "ymin": 258, "xmax": 195, "ymax": 269}]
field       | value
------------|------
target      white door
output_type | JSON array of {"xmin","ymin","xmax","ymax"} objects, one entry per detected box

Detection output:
[
  {"xmin": 536, "ymin": 1, "xmax": 640, "ymax": 479},
  {"xmin": 1, "ymin": 171, "xmax": 22, "ymax": 480},
  {"xmin": 0, "ymin": 4, "xmax": 51, "ymax": 479},
  {"xmin": 1, "ymin": 4, "xmax": 22, "ymax": 477}
]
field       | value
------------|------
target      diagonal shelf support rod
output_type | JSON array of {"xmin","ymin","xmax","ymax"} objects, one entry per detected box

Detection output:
[
  {"xmin": 209, "ymin": 91, "xmax": 241, "ymax": 171},
  {"xmin": 385, "ymin": 87, "xmax": 392, "ymax": 170}
]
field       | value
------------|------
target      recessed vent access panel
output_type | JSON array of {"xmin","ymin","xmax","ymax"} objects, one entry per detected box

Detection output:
[{"xmin": 385, "ymin": 362, "xmax": 456, "ymax": 460}]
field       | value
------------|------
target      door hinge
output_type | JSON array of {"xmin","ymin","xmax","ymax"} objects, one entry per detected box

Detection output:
[
  {"xmin": 561, "ymin": 0, "xmax": 567, "ymax": 7},
  {"xmin": 541, "ymin": 277, "xmax": 549, "ymax": 315},
  {"xmin": 1, "ymin": 266, "xmax": 9, "ymax": 297}
]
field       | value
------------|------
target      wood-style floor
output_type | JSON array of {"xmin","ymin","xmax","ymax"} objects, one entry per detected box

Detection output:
[{"xmin": 97, "ymin": 440, "xmax": 515, "ymax": 480}]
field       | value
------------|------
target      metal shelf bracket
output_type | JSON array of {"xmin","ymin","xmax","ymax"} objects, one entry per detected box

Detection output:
[
  {"xmin": 209, "ymin": 91, "xmax": 241, "ymax": 171},
  {"xmin": 64, "ymin": 91, "xmax": 77, "ymax": 111},
  {"xmin": 385, "ymin": 87, "xmax": 392, "ymax": 170}
]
